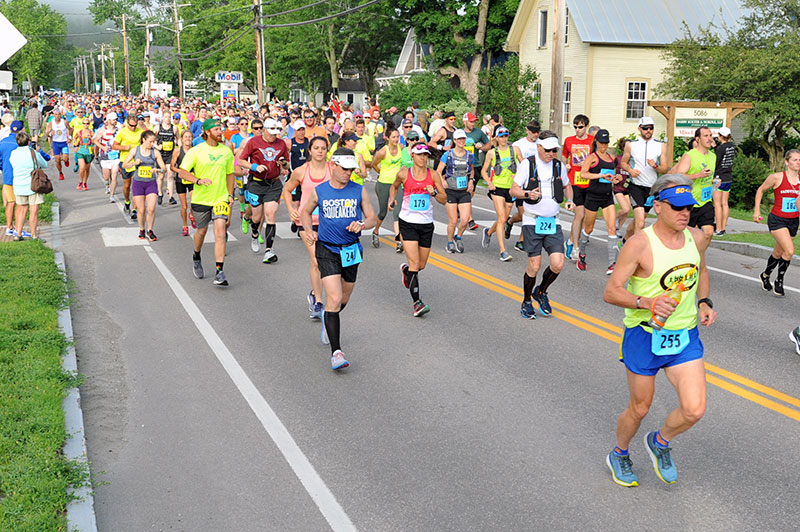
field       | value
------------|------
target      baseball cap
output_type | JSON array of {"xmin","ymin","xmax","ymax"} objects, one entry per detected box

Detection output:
[
  {"xmin": 202, "ymin": 118, "xmax": 221, "ymax": 131},
  {"xmin": 402, "ymin": 118, "xmax": 413, "ymax": 126},
  {"xmin": 638, "ymin": 116, "xmax": 655, "ymax": 127},
  {"xmin": 264, "ymin": 119, "xmax": 282, "ymax": 133},
  {"xmin": 406, "ymin": 130, "xmax": 421, "ymax": 141},
  {"xmin": 106, "ymin": 112, "xmax": 118, "ymax": 121},
  {"xmin": 538, "ymin": 137, "xmax": 561, "ymax": 150},
  {"xmin": 173, "ymin": 112, "xmax": 182, "ymax": 120},
  {"xmin": 10, "ymin": 120, "xmax": 24, "ymax": 132},
  {"xmin": 595, "ymin": 129, "xmax": 611, "ymax": 143},
  {"xmin": 656, "ymin": 185, "xmax": 698, "ymax": 207},
  {"xmin": 330, "ymin": 148, "xmax": 358, "ymax": 169},
  {"xmin": 341, "ymin": 131, "xmax": 360, "ymax": 142},
  {"xmin": 463, "ymin": 112, "xmax": 477, "ymax": 122},
  {"xmin": 410, "ymin": 144, "xmax": 431, "ymax": 155},
  {"xmin": 443, "ymin": 111, "xmax": 456, "ymax": 119},
  {"xmin": 292, "ymin": 119, "xmax": 306, "ymax": 131},
  {"xmin": 717, "ymin": 126, "xmax": 731, "ymax": 137},
  {"xmin": 453, "ymin": 129, "xmax": 467, "ymax": 140},
  {"xmin": 495, "ymin": 127, "xmax": 510, "ymax": 137}
]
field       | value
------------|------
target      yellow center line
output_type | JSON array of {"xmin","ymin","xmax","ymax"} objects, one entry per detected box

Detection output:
[{"xmin": 383, "ymin": 236, "xmax": 800, "ymax": 421}]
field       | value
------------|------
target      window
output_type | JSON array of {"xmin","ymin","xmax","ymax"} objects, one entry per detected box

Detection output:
[
  {"xmin": 414, "ymin": 44, "xmax": 424, "ymax": 70},
  {"xmin": 626, "ymin": 81, "xmax": 648, "ymax": 120},
  {"xmin": 532, "ymin": 82, "xmax": 541, "ymax": 103},
  {"xmin": 565, "ymin": 7, "xmax": 569, "ymax": 44},
  {"xmin": 538, "ymin": 10, "xmax": 548, "ymax": 48},
  {"xmin": 563, "ymin": 80, "xmax": 572, "ymax": 124},
  {"xmin": 346, "ymin": 93, "xmax": 354, "ymax": 104}
]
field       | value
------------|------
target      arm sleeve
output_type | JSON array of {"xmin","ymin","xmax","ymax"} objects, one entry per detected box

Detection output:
[
  {"xmin": 39, "ymin": 149, "xmax": 51, "ymax": 162},
  {"xmin": 560, "ymin": 162, "xmax": 570, "ymax": 185}
]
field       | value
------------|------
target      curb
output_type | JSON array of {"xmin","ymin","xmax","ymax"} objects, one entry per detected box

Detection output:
[
  {"xmin": 708, "ymin": 239, "xmax": 800, "ymax": 267},
  {"xmin": 51, "ymin": 202, "xmax": 98, "ymax": 532}
]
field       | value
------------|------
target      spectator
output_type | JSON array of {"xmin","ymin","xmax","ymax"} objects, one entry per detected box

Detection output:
[
  {"xmin": 26, "ymin": 102, "xmax": 43, "ymax": 138},
  {"xmin": 0, "ymin": 113, "xmax": 13, "ymax": 141},
  {"xmin": 9, "ymin": 131, "xmax": 50, "ymax": 241},
  {"xmin": 427, "ymin": 110, "xmax": 445, "ymax": 139},
  {"xmin": 1, "ymin": 121, "xmax": 26, "ymax": 235}
]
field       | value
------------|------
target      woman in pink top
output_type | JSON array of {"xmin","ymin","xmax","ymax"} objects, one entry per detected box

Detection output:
[{"xmin": 282, "ymin": 135, "xmax": 332, "ymax": 318}]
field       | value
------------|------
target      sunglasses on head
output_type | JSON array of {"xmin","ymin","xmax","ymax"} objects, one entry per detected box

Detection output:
[
  {"xmin": 640, "ymin": 126, "xmax": 654, "ymax": 131},
  {"xmin": 543, "ymin": 148, "xmax": 558, "ymax": 153}
]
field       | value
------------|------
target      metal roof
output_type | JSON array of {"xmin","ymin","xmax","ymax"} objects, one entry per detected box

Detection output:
[{"xmin": 567, "ymin": 0, "xmax": 749, "ymax": 45}]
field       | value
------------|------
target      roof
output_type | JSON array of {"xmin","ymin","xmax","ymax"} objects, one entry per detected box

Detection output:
[{"xmin": 505, "ymin": 0, "xmax": 749, "ymax": 50}]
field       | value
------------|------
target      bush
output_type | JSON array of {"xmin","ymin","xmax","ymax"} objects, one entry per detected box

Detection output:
[
  {"xmin": 441, "ymin": 97, "xmax": 474, "ymax": 129},
  {"xmin": 478, "ymin": 55, "xmax": 539, "ymax": 140},
  {"xmin": 377, "ymin": 72, "xmax": 466, "ymax": 114},
  {"xmin": 730, "ymin": 149, "xmax": 771, "ymax": 208}
]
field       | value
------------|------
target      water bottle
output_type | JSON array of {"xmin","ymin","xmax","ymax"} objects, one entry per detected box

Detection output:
[
  {"xmin": 713, "ymin": 177, "xmax": 721, "ymax": 189},
  {"xmin": 648, "ymin": 283, "xmax": 684, "ymax": 330}
]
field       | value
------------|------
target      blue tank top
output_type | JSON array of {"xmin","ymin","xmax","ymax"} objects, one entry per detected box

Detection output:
[
  {"xmin": 316, "ymin": 180, "xmax": 363, "ymax": 254},
  {"xmin": 290, "ymin": 137, "xmax": 309, "ymax": 171}
]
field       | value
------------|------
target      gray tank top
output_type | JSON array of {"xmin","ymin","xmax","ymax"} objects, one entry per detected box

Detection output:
[
  {"xmin": 444, "ymin": 150, "xmax": 471, "ymax": 190},
  {"xmin": 133, "ymin": 145, "xmax": 158, "ymax": 182}
]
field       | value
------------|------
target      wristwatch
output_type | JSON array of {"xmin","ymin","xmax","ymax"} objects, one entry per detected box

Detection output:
[
  {"xmin": 698, "ymin": 297, "xmax": 713, "ymax": 309},
  {"xmin": 524, "ymin": 191, "xmax": 530, "ymax": 199}
]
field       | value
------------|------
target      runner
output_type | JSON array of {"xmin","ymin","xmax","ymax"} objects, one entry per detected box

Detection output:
[
  {"xmin": 121, "ymin": 130, "xmax": 167, "ymax": 241},
  {"xmin": 509, "ymin": 135, "xmax": 574, "ymax": 319},
  {"xmin": 94, "ymin": 112, "xmax": 120, "ymax": 197},
  {"xmin": 300, "ymin": 147, "xmax": 377, "ymax": 370},
  {"xmin": 177, "ymin": 118, "xmax": 236, "ymax": 286},
  {"xmin": 68, "ymin": 107, "xmax": 88, "ymax": 172},
  {"xmin": 285, "ymin": 119, "xmax": 309, "ymax": 234},
  {"xmin": 337, "ymin": 131, "xmax": 367, "ymax": 184},
  {"xmin": 46, "ymin": 109, "xmax": 70, "ymax": 180},
  {"xmin": 429, "ymin": 111, "xmax": 457, "ymax": 168},
  {"xmin": 371, "ymin": 126, "xmax": 404, "ymax": 251},
  {"xmin": 462, "ymin": 112, "xmax": 491, "ymax": 230},
  {"xmin": 613, "ymin": 138, "xmax": 632, "ymax": 239},
  {"xmin": 508, "ymin": 120, "xmax": 542, "ymax": 251},
  {"xmin": 156, "ymin": 108, "xmax": 179, "ymax": 205},
  {"xmin": 283, "ymin": 136, "xmax": 331, "ymax": 319},
  {"xmin": 73, "ymin": 116, "xmax": 94, "ymax": 190},
  {"xmin": 112, "ymin": 113, "xmax": 146, "ymax": 220},
  {"xmin": 752, "ymin": 149, "xmax": 800, "ymax": 297},
  {"xmin": 302, "ymin": 109, "xmax": 327, "ymax": 139},
  {"xmin": 238, "ymin": 118, "xmax": 288, "ymax": 263},
  {"xmin": 713, "ymin": 126, "xmax": 736, "ymax": 236},
  {"xmin": 436, "ymin": 129, "xmax": 473, "ymax": 253},
  {"xmin": 481, "ymin": 127, "xmax": 521, "ymax": 261},
  {"xmin": 577, "ymin": 129, "xmax": 623, "ymax": 274},
  {"xmin": 389, "ymin": 143, "xmax": 447, "ymax": 316},
  {"xmin": 670, "ymin": 126, "xmax": 717, "ymax": 244},
  {"xmin": 171, "ymin": 129, "xmax": 196, "ymax": 236},
  {"xmin": 620, "ymin": 117, "xmax": 668, "ymax": 239},
  {"xmin": 603, "ymin": 174, "xmax": 716, "ymax": 487},
  {"xmin": 230, "ymin": 117, "xmax": 255, "ymax": 225},
  {"xmin": 563, "ymin": 114, "xmax": 594, "ymax": 260}
]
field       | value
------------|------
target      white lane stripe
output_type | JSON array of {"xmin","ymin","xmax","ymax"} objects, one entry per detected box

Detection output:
[
  {"xmin": 707, "ymin": 265, "xmax": 800, "ymax": 294},
  {"xmin": 143, "ymin": 247, "xmax": 357, "ymax": 532}
]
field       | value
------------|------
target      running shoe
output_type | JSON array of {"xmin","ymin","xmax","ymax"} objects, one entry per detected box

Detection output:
[
  {"xmin": 774, "ymin": 278, "xmax": 785, "ymax": 297},
  {"xmin": 532, "ymin": 286, "xmax": 552, "ymax": 316},
  {"xmin": 147, "ymin": 230, "xmax": 157, "ymax": 242},
  {"xmin": 413, "ymin": 300, "xmax": 430, "ymax": 317},
  {"xmin": 250, "ymin": 236, "xmax": 260, "ymax": 253},
  {"xmin": 169, "ymin": 196, "xmax": 177, "ymax": 205},
  {"xmin": 446, "ymin": 241, "xmax": 456, "ymax": 253},
  {"xmin": 193, "ymin": 259, "xmax": 204, "ymax": 279},
  {"xmin": 789, "ymin": 327, "xmax": 800, "ymax": 356},
  {"xmin": 157, "ymin": 194, "xmax": 163, "ymax": 205},
  {"xmin": 616, "ymin": 239, "xmax": 625, "ymax": 252},
  {"xmin": 189, "ymin": 213, "xmax": 196, "ymax": 229},
  {"xmin": 311, "ymin": 302, "xmax": 323, "ymax": 320},
  {"xmin": 73, "ymin": 164, "xmax": 78, "ymax": 173},
  {"xmin": 308, "ymin": 290, "xmax": 317, "ymax": 313},
  {"xmin": 455, "ymin": 237, "xmax": 464, "ymax": 253},
  {"xmin": 482, "ymin": 227, "xmax": 491, "ymax": 248},
  {"xmin": 59, "ymin": 173, "xmax": 64, "ymax": 181},
  {"xmin": 504, "ymin": 221, "xmax": 513, "ymax": 240},
  {"xmin": 263, "ymin": 249, "xmax": 278, "ymax": 263},
  {"xmin": 212, "ymin": 270, "xmax": 229, "ymax": 286},
  {"xmin": 331, "ymin": 349, "xmax": 349, "ymax": 371},
  {"xmin": 4, "ymin": 227, "xmax": 12, "ymax": 236},
  {"xmin": 259, "ymin": 233, "xmax": 264, "ymax": 245},
  {"xmin": 138, "ymin": 229, "xmax": 146, "ymax": 240},
  {"xmin": 714, "ymin": 229, "xmax": 726, "ymax": 236},
  {"xmin": 131, "ymin": 209, "xmax": 138, "ymax": 220},
  {"xmin": 182, "ymin": 226, "xmax": 189, "ymax": 236},
  {"xmin": 395, "ymin": 240, "xmax": 403, "ymax": 253},
  {"xmin": 606, "ymin": 262, "xmax": 615, "ymax": 275},
  {"xmin": 110, "ymin": 195, "xmax": 116, "ymax": 203},
  {"xmin": 13, "ymin": 230, "xmax": 31, "ymax": 238},
  {"xmin": 12, "ymin": 235, "xmax": 24, "ymax": 241},
  {"xmin": 499, "ymin": 251, "xmax": 512, "ymax": 262},
  {"xmin": 468, "ymin": 220, "xmax": 479, "ymax": 231},
  {"xmin": 520, "ymin": 301, "xmax": 536, "ymax": 320},
  {"xmin": 372, "ymin": 232, "xmax": 380, "ymax": 248},
  {"xmin": 760, "ymin": 271, "xmax": 772, "ymax": 292},
  {"xmin": 76, "ymin": 183, "xmax": 82, "ymax": 190},
  {"xmin": 400, "ymin": 263, "xmax": 409, "ymax": 288},
  {"xmin": 577, "ymin": 253, "xmax": 587, "ymax": 271},
  {"xmin": 241, "ymin": 217, "xmax": 249, "ymax": 235},
  {"xmin": 564, "ymin": 240, "xmax": 574, "ymax": 260},
  {"xmin": 606, "ymin": 451, "xmax": 639, "ymax": 487},
  {"xmin": 644, "ymin": 431, "xmax": 677, "ymax": 484},
  {"xmin": 105, "ymin": 185, "xmax": 110, "ymax": 194},
  {"xmin": 320, "ymin": 311, "xmax": 329, "ymax": 345}
]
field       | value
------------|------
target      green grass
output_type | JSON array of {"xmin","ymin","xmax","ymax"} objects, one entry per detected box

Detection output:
[
  {"xmin": 0, "ymin": 242, "xmax": 86, "ymax": 532},
  {"xmin": 713, "ymin": 231, "xmax": 799, "ymax": 250},
  {"xmin": 1, "ymin": 194, "xmax": 55, "ymax": 226}
]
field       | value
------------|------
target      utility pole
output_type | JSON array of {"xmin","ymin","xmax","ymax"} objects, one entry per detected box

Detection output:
[
  {"xmin": 548, "ymin": 0, "xmax": 566, "ymax": 140},
  {"xmin": 110, "ymin": 49, "xmax": 117, "ymax": 94},
  {"xmin": 253, "ymin": 0, "xmax": 264, "ymax": 104},
  {"xmin": 122, "ymin": 13, "xmax": 130, "ymax": 95},
  {"xmin": 90, "ymin": 50, "xmax": 98, "ymax": 93},
  {"xmin": 84, "ymin": 56, "xmax": 90, "ymax": 93},
  {"xmin": 144, "ymin": 24, "xmax": 153, "ymax": 98},
  {"xmin": 173, "ymin": 0, "xmax": 184, "ymax": 99},
  {"xmin": 100, "ymin": 44, "xmax": 107, "ymax": 94}
]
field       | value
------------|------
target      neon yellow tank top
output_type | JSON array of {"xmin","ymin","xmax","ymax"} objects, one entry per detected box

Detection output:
[
  {"xmin": 378, "ymin": 146, "xmax": 403, "ymax": 184},
  {"xmin": 624, "ymin": 226, "xmax": 700, "ymax": 331},
  {"xmin": 492, "ymin": 147, "xmax": 515, "ymax": 189},
  {"xmin": 688, "ymin": 148, "xmax": 717, "ymax": 207}
]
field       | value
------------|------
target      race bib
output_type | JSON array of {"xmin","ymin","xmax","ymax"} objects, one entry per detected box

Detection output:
[
  {"xmin": 108, "ymin": 150, "xmax": 119, "ymax": 160},
  {"xmin": 61, "ymin": 146, "xmax": 70, "ymax": 155},
  {"xmin": 137, "ymin": 166, "xmax": 153, "ymax": 179},
  {"xmin": 455, "ymin": 176, "xmax": 468, "ymax": 189},
  {"xmin": 599, "ymin": 168, "xmax": 614, "ymax": 184},
  {"xmin": 701, "ymin": 186, "xmax": 713, "ymax": 202},
  {"xmin": 534, "ymin": 216, "xmax": 557, "ymax": 235},
  {"xmin": 782, "ymin": 197, "xmax": 798, "ymax": 213},
  {"xmin": 212, "ymin": 201, "xmax": 230, "ymax": 217},
  {"xmin": 651, "ymin": 328, "xmax": 690, "ymax": 356},
  {"xmin": 162, "ymin": 141, "xmax": 173, "ymax": 151},
  {"xmin": 645, "ymin": 195, "xmax": 654, "ymax": 207},
  {"xmin": 573, "ymin": 171, "xmax": 589, "ymax": 186},
  {"xmin": 340, "ymin": 242, "xmax": 362, "ymax": 267},
  {"xmin": 409, "ymin": 193, "xmax": 430, "ymax": 211}
]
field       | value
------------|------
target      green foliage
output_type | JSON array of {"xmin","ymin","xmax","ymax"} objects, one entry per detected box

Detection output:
[
  {"xmin": 673, "ymin": 137, "xmax": 690, "ymax": 161},
  {"xmin": 730, "ymin": 150, "xmax": 771, "ymax": 208},
  {"xmin": 0, "ymin": 242, "xmax": 87, "ymax": 532},
  {"xmin": 441, "ymin": 97, "xmax": 473, "ymax": 128},
  {"xmin": 378, "ymin": 71, "xmax": 466, "ymax": 113},
  {"xmin": 478, "ymin": 55, "xmax": 538, "ymax": 139}
]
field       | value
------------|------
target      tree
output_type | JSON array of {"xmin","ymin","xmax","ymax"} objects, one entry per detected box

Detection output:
[
  {"xmin": 479, "ymin": 55, "xmax": 538, "ymax": 139},
  {"xmin": 378, "ymin": 71, "xmax": 466, "ymax": 112},
  {"xmin": 0, "ymin": 0, "xmax": 71, "ymax": 90},
  {"xmin": 658, "ymin": 0, "xmax": 800, "ymax": 170},
  {"xmin": 397, "ymin": 0, "xmax": 520, "ymax": 106}
]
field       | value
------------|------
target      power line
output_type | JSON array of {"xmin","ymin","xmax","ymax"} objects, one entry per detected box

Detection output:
[{"xmin": 259, "ymin": 0, "xmax": 384, "ymax": 28}]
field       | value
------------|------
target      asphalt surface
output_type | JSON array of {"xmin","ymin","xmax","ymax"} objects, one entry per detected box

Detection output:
[{"xmin": 43, "ymin": 160, "xmax": 800, "ymax": 532}]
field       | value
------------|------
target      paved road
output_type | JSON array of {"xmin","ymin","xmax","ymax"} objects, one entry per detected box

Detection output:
[{"xmin": 45, "ymin": 161, "xmax": 800, "ymax": 531}]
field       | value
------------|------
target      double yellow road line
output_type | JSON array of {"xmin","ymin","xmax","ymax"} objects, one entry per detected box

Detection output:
[{"xmin": 384, "ymin": 237, "xmax": 800, "ymax": 423}]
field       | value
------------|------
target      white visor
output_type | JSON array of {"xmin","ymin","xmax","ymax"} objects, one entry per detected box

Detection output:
[{"xmin": 331, "ymin": 154, "xmax": 358, "ymax": 170}]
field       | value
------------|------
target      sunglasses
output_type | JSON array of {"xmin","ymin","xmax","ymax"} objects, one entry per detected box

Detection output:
[
  {"xmin": 403, "ymin": 126, "xmax": 411, "ymax": 129},
  {"xmin": 543, "ymin": 148, "xmax": 558, "ymax": 153},
  {"xmin": 82, "ymin": 121, "xmax": 90, "ymax": 124},
  {"xmin": 573, "ymin": 125, "xmax": 585, "ymax": 129},
  {"xmin": 640, "ymin": 126, "xmax": 654, "ymax": 131},
  {"xmin": 251, "ymin": 126, "xmax": 263, "ymax": 130},
  {"xmin": 662, "ymin": 201, "xmax": 693, "ymax": 212}
]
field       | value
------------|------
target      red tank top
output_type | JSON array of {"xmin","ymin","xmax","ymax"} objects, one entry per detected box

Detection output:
[{"xmin": 771, "ymin": 172, "xmax": 800, "ymax": 219}]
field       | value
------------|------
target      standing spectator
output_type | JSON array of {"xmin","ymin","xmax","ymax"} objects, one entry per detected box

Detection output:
[
  {"xmin": 1, "ymin": 121, "xmax": 26, "ymax": 235},
  {"xmin": 9, "ymin": 131, "xmax": 49, "ymax": 241},
  {"xmin": 0, "ymin": 114, "xmax": 13, "ymax": 141},
  {"xmin": 713, "ymin": 126, "xmax": 736, "ymax": 236},
  {"xmin": 427, "ymin": 110, "xmax": 444, "ymax": 139},
  {"xmin": 26, "ymin": 101, "xmax": 43, "ymax": 138}
]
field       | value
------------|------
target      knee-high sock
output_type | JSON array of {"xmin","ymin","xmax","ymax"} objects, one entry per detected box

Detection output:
[
  {"xmin": 607, "ymin": 235, "xmax": 619, "ymax": 264},
  {"xmin": 523, "ymin": 272, "xmax": 536, "ymax": 302},
  {"xmin": 408, "ymin": 270, "xmax": 420, "ymax": 302},
  {"xmin": 764, "ymin": 255, "xmax": 779, "ymax": 276},
  {"xmin": 250, "ymin": 221, "xmax": 260, "ymax": 236},
  {"xmin": 539, "ymin": 267, "xmax": 559, "ymax": 293},
  {"xmin": 264, "ymin": 223, "xmax": 276, "ymax": 249},
  {"xmin": 325, "ymin": 310, "xmax": 341, "ymax": 353},
  {"xmin": 776, "ymin": 258, "xmax": 791, "ymax": 281},
  {"xmin": 580, "ymin": 229, "xmax": 590, "ymax": 255}
]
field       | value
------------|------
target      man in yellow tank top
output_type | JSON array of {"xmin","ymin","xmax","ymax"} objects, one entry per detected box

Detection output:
[
  {"xmin": 671, "ymin": 126, "xmax": 717, "ymax": 244},
  {"xmin": 603, "ymin": 175, "xmax": 717, "ymax": 488}
]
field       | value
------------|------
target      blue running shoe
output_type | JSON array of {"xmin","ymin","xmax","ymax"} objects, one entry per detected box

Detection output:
[
  {"xmin": 320, "ymin": 310, "xmax": 329, "ymax": 345},
  {"xmin": 307, "ymin": 290, "xmax": 316, "ymax": 313},
  {"xmin": 644, "ymin": 431, "xmax": 677, "ymax": 484},
  {"xmin": 606, "ymin": 451, "xmax": 639, "ymax": 487},
  {"xmin": 564, "ymin": 239, "xmax": 574, "ymax": 261},
  {"xmin": 311, "ymin": 302, "xmax": 323, "ymax": 320},
  {"xmin": 532, "ymin": 285, "xmax": 552, "ymax": 316},
  {"xmin": 520, "ymin": 301, "xmax": 536, "ymax": 320}
]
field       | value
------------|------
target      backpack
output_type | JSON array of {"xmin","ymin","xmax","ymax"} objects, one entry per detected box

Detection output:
[
  {"xmin": 29, "ymin": 149, "xmax": 53, "ymax": 195},
  {"xmin": 445, "ymin": 150, "xmax": 474, "ymax": 184},
  {"xmin": 522, "ymin": 156, "xmax": 562, "ymax": 205},
  {"xmin": 493, "ymin": 147, "xmax": 517, "ymax": 176}
]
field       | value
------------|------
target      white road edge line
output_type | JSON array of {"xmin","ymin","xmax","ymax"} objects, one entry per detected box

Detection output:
[{"xmin": 143, "ymin": 247, "xmax": 357, "ymax": 532}]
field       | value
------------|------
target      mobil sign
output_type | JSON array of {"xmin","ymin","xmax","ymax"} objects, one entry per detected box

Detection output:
[{"xmin": 215, "ymin": 71, "xmax": 243, "ymax": 83}]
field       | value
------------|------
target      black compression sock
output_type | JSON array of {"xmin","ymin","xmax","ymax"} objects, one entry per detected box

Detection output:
[
  {"xmin": 523, "ymin": 273, "xmax": 536, "ymax": 302},
  {"xmin": 339, "ymin": 302, "xmax": 347, "ymax": 312},
  {"xmin": 777, "ymin": 258, "xmax": 790, "ymax": 280},
  {"xmin": 216, "ymin": 262, "xmax": 223, "ymax": 272},
  {"xmin": 264, "ymin": 223, "xmax": 276, "ymax": 248},
  {"xmin": 539, "ymin": 267, "xmax": 560, "ymax": 293},
  {"xmin": 408, "ymin": 270, "xmax": 419, "ymax": 302},
  {"xmin": 764, "ymin": 255, "xmax": 780, "ymax": 275},
  {"xmin": 251, "ymin": 221, "xmax": 260, "ymax": 235},
  {"xmin": 325, "ymin": 310, "xmax": 341, "ymax": 353},
  {"xmin": 193, "ymin": 250, "xmax": 201, "ymax": 261}
]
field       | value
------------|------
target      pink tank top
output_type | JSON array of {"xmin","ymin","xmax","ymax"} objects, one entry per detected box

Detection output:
[{"xmin": 300, "ymin": 162, "xmax": 331, "ymax": 225}]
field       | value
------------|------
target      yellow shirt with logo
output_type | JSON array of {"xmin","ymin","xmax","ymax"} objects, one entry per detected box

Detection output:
[
  {"xmin": 179, "ymin": 142, "xmax": 235, "ymax": 206},
  {"xmin": 114, "ymin": 127, "xmax": 145, "ymax": 162}
]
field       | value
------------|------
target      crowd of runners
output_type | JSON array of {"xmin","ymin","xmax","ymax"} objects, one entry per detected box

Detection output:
[{"xmin": 3, "ymin": 91, "xmax": 800, "ymax": 489}]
